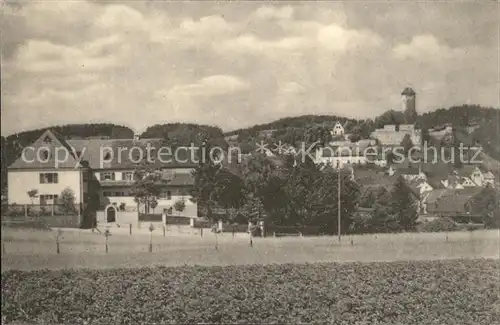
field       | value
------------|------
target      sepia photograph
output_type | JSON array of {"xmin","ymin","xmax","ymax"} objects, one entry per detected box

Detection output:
[{"xmin": 1, "ymin": 1, "xmax": 499, "ymax": 324}]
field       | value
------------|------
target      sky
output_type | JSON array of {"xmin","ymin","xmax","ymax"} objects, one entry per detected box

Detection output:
[{"xmin": 1, "ymin": 1, "xmax": 499, "ymax": 136}]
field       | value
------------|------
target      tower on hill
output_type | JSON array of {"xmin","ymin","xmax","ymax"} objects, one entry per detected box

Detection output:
[{"xmin": 401, "ymin": 87, "xmax": 417, "ymax": 124}]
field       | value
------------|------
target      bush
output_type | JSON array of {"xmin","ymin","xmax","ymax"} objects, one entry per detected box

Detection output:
[
  {"xmin": 1, "ymin": 260, "xmax": 498, "ymax": 324},
  {"xmin": 417, "ymin": 217, "xmax": 458, "ymax": 233}
]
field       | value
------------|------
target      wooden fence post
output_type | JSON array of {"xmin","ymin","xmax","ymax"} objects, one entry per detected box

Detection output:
[{"xmin": 129, "ymin": 223, "xmax": 132, "ymax": 235}]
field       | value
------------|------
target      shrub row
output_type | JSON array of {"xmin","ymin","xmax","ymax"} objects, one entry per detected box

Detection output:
[{"xmin": 2, "ymin": 259, "xmax": 498, "ymax": 324}]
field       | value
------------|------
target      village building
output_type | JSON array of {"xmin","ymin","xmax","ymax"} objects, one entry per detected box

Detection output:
[{"xmin": 7, "ymin": 129, "xmax": 198, "ymax": 228}]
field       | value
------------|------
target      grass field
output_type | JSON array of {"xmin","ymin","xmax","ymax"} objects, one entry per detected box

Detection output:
[{"xmin": 1, "ymin": 227, "xmax": 498, "ymax": 270}]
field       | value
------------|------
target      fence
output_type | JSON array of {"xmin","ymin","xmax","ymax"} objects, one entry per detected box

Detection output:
[
  {"xmin": 138, "ymin": 214, "xmax": 192, "ymax": 225},
  {"xmin": 2, "ymin": 214, "xmax": 81, "ymax": 228},
  {"xmin": 266, "ymin": 225, "xmax": 322, "ymax": 236},
  {"xmin": 3, "ymin": 204, "xmax": 79, "ymax": 217}
]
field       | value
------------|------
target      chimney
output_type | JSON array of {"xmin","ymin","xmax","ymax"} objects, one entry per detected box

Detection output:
[{"xmin": 134, "ymin": 133, "xmax": 140, "ymax": 141}]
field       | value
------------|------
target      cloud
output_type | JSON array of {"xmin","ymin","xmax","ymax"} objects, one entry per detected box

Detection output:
[
  {"xmin": 252, "ymin": 5, "xmax": 294, "ymax": 20},
  {"xmin": 392, "ymin": 35, "xmax": 468, "ymax": 61},
  {"xmin": 1, "ymin": 2, "xmax": 498, "ymax": 136},
  {"xmin": 166, "ymin": 75, "xmax": 250, "ymax": 97},
  {"xmin": 317, "ymin": 24, "xmax": 383, "ymax": 52}
]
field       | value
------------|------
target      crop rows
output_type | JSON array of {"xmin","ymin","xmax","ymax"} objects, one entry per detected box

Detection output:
[{"xmin": 2, "ymin": 259, "xmax": 499, "ymax": 324}]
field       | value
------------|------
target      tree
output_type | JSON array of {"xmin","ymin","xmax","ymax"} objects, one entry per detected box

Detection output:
[
  {"xmin": 303, "ymin": 125, "xmax": 332, "ymax": 147},
  {"xmin": 400, "ymin": 134, "xmax": 414, "ymax": 157},
  {"xmin": 130, "ymin": 160, "xmax": 164, "ymax": 214},
  {"xmin": 27, "ymin": 189, "xmax": 38, "ymax": 204},
  {"xmin": 306, "ymin": 168, "xmax": 360, "ymax": 234},
  {"xmin": 214, "ymin": 169, "xmax": 246, "ymax": 218},
  {"xmin": 472, "ymin": 185, "xmax": 500, "ymax": 228},
  {"xmin": 173, "ymin": 199, "xmax": 186, "ymax": 217},
  {"xmin": 190, "ymin": 138, "xmax": 223, "ymax": 222},
  {"xmin": 391, "ymin": 176, "xmax": 418, "ymax": 231},
  {"xmin": 59, "ymin": 187, "xmax": 77, "ymax": 214},
  {"xmin": 451, "ymin": 129, "xmax": 463, "ymax": 168}
]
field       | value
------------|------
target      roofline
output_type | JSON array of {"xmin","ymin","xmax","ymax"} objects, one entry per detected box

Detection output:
[{"xmin": 8, "ymin": 166, "xmax": 86, "ymax": 171}]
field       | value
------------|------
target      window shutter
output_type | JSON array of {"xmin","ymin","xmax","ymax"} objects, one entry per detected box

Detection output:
[
  {"xmin": 111, "ymin": 172, "xmax": 115, "ymax": 180},
  {"xmin": 54, "ymin": 173, "xmax": 59, "ymax": 183},
  {"xmin": 40, "ymin": 174, "xmax": 45, "ymax": 184}
]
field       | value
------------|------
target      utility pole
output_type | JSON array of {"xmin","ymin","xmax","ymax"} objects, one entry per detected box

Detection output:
[{"xmin": 338, "ymin": 164, "xmax": 341, "ymax": 243}]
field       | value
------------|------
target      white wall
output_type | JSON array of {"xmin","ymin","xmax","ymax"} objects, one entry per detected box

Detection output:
[
  {"xmin": 94, "ymin": 168, "xmax": 193, "ymax": 181},
  {"xmin": 316, "ymin": 156, "xmax": 368, "ymax": 167},
  {"xmin": 8, "ymin": 170, "xmax": 82, "ymax": 204}
]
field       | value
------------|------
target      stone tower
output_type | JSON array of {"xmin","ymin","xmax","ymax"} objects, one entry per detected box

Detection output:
[{"xmin": 401, "ymin": 87, "xmax": 417, "ymax": 124}]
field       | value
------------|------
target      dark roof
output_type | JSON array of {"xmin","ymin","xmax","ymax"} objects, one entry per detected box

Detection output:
[
  {"xmin": 397, "ymin": 167, "xmax": 420, "ymax": 176},
  {"xmin": 9, "ymin": 129, "xmax": 82, "ymax": 169},
  {"xmin": 401, "ymin": 87, "xmax": 416, "ymax": 96},
  {"xmin": 355, "ymin": 170, "xmax": 397, "ymax": 188},
  {"xmin": 421, "ymin": 163, "xmax": 453, "ymax": 177},
  {"xmin": 426, "ymin": 176, "xmax": 445, "ymax": 189},
  {"xmin": 426, "ymin": 188, "xmax": 483, "ymax": 214},
  {"xmin": 9, "ymin": 130, "xmax": 198, "ymax": 170}
]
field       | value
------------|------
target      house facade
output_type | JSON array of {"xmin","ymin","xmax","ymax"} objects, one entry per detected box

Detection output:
[
  {"xmin": 371, "ymin": 124, "xmax": 422, "ymax": 146},
  {"xmin": 7, "ymin": 130, "xmax": 89, "ymax": 217},
  {"xmin": 331, "ymin": 122, "xmax": 345, "ymax": 136},
  {"xmin": 315, "ymin": 140, "xmax": 376, "ymax": 168},
  {"xmin": 7, "ymin": 130, "xmax": 198, "ymax": 227}
]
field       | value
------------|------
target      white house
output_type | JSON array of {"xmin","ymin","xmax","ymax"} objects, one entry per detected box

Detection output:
[
  {"xmin": 7, "ymin": 129, "xmax": 198, "ymax": 228},
  {"xmin": 331, "ymin": 122, "xmax": 345, "ymax": 137}
]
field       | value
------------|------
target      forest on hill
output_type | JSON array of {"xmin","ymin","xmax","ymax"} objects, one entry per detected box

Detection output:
[
  {"xmin": 1, "ymin": 105, "xmax": 498, "ymax": 191},
  {"xmin": 140, "ymin": 123, "xmax": 227, "ymax": 149}
]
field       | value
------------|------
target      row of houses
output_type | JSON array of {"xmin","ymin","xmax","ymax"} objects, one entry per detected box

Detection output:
[{"xmin": 354, "ymin": 160, "xmax": 496, "ymax": 219}]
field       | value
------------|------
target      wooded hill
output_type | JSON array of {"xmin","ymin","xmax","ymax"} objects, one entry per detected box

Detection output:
[{"xmin": 2, "ymin": 105, "xmax": 498, "ymax": 191}]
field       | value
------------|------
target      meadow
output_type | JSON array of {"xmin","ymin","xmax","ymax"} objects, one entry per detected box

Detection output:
[{"xmin": 1, "ymin": 227, "xmax": 498, "ymax": 271}]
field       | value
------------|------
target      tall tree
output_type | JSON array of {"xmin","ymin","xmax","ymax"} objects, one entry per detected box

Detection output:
[
  {"xmin": 130, "ymin": 161, "xmax": 164, "ymax": 214},
  {"xmin": 391, "ymin": 176, "xmax": 419, "ymax": 231},
  {"xmin": 400, "ymin": 134, "xmax": 414, "ymax": 157},
  {"xmin": 190, "ymin": 138, "xmax": 224, "ymax": 221},
  {"xmin": 472, "ymin": 184, "xmax": 500, "ymax": 228}
]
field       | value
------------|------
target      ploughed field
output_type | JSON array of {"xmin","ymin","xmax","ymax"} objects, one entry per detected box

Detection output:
[{"xmin": 2, "ymin": 259, "xmax": 499, "ymax": 325}]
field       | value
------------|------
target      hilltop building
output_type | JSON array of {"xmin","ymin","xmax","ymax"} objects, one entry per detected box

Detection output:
[{"xmin": 371, "ymin": 87, "xmax": 421, "ymax": 146}]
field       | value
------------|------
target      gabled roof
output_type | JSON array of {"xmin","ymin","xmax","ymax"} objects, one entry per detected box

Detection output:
[
  {"xmin": 483, "ymin": 171, "xmax": 495, "ymax": 179},
  {"xmin": 9, "ymin": 129, "xmax": 83, "ymax": 169}
]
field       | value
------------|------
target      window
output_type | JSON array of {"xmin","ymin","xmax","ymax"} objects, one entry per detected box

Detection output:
[
  {"xmin": 104, "ymin": 152, "xmax": 111, "ymax": 160},
  {"xmin": 40, "ymin": 194, "xmax": 58, "ymax": 205},
  {"xmin": 101, "ymin": 172, "xmax": 115, "ymax": 181},
  {"xmin": 40, "ymin": 150, "xmax": 51, "ymax": 160},
  {"xmin": 122, "ymin": 172, "xmax": 134, "ymax": 181},
  {"xmin": 166, "ymin": 191, "xmax": 172, "ymax": 200},
  {"xmin": 43, "ymin": 136, "xmax": 52, "ymax": 144},
  {"xmin": 39, "ymin": 173, "xmax": 58, "ymax": 184}
]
